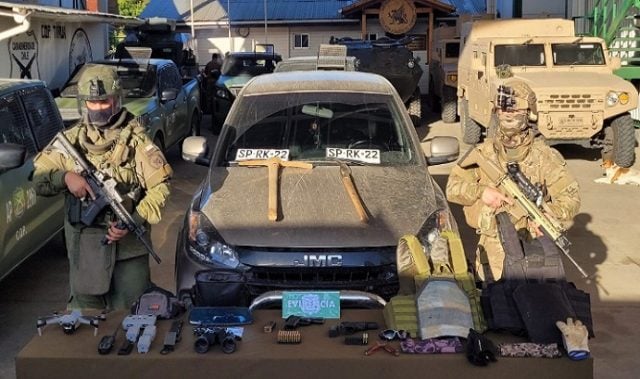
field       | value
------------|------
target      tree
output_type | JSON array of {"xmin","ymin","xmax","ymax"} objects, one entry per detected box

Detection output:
[{"xmin": 117, "ymin": 0, "xmax": 150, "ymax": 17}]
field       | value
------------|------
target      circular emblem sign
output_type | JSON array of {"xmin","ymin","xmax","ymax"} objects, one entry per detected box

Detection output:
[{"xmin": 379, "ymin": 0, "xmax": 417, "ymax": 35}]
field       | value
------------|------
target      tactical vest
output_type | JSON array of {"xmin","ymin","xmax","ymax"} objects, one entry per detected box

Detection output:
[
  {"xmin": 481, "ymin": 213, "xmax": 594, "ymax": 341},
  {"xmin": 384, "ymin": 233, "xmax": 487, "ymax": 339}
]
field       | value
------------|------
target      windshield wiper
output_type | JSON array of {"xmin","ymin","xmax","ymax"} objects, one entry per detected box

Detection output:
[{"xmin": 314, "ymin": 158, "xmax": 366, "ymax": 166}]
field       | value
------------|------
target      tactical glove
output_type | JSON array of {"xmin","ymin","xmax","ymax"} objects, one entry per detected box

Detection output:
[
  {"xmin": 556, "ymin": 318, "xmax": 589, "ymax": 361},
  {"xmin": 466, "ymin": 329, "xmax": 497, "ymax": 366}
]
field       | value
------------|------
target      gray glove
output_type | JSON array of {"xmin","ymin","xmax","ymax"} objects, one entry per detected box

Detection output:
[{"xmin": 555, "ymin": 318, "xmax": 589, "ymax": 361}]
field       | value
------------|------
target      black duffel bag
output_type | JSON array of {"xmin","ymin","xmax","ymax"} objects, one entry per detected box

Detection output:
[{"xmin": 193, "ymin": 269, "xmax": 248, "ymax": 307}]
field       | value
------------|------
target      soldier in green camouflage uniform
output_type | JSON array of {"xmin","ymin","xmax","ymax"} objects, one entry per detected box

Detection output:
[
  {"xmin": 446, "ymin": 80, "xmax": 581, "ymax": 280},
  {"xmin": 32, "ymin": 65, "xmax": 172, "ymax": 309}
]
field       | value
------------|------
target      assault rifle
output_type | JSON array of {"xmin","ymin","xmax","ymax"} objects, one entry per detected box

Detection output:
[
  {"xmin": 52, "ymin": 132, "xmax": 161, "ymax": 264},
  {"xmin": 459, "ymin": 147, "xmax": 587, "ymax": 277}
]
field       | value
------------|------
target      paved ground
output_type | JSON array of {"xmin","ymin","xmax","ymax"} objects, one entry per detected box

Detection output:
[{"xmin": 1, "ymin": 113, "xmax": 639, "ymax": 378}]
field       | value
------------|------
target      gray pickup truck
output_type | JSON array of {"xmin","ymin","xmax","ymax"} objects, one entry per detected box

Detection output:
[{"xmin": 55, "ymin": 58, "xmax": 201, "ymax": 151}]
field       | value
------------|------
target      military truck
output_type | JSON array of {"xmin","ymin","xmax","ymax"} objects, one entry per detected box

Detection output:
[
  {"xmin": 429, "ymin": 25, "xmax": 460, "ymax": 123},
  {"xmin": 457, "ymin": 18, "xmax": 638, "ymax": 168},
  {"xmin": 331, "ymin": 37, "xmax": 424, "ymax": 127}
]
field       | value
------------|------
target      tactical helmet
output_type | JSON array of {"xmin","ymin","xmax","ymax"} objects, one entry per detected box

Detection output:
[
  {"xmin": 76, "ymin": 65, "xmax": 123, "ymax": 127},
  {"xmin": 494, "ymin": 80, "xmax": 537, "ymax": 162}
]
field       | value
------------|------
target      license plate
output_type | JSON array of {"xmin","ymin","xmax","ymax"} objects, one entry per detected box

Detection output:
[
  {"xmin": 558, "ymin": 117, "xmax": 584, "ymax": 127},
  {"xmin": 235, "ymin": 149, "xmax": 289, "ymax": 161},
  {"xmin": 325, "ymin": 148, "xmax": 380, "ymax": 164}
]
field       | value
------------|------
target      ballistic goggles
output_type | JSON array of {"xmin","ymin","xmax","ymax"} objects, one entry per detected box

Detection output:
[{"xmin": 379, "ymin": 329, "xmax": 410, "ymax": 341}]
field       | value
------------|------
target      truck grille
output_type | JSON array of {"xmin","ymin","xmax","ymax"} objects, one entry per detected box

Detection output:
[
  {"xmin": 245, "ymin": 266, "xmax": 399, "ymax": 300},
  {"xmin": 539, "ymin": 94, "xmax": 604, "ymax": 110}
]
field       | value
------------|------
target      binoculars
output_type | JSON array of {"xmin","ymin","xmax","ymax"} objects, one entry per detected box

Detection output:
[{"xmin": 194, "ymin": 328, "xmax": 237, "ymax": 354}]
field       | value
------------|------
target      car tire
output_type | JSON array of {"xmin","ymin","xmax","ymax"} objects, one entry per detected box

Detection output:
[
  {"xmin": 604, "ymin": 114, "xmax": 636, "ymax": 168},
  {"xmin": 191, "ymin": 110, "xmax": 201, "ymax": 136},
  {"xmin": 407, "ymin": 88, "xmax": 422, "ymax": 128},
  {"xmin": 441, "ymin": 86, "xmax": 457, "ymax": 123},
  {"xmin": 153, "ymin": 135, "xmax": 165, "ymax": 153},
  {"xmin": 460, "ymin": 98, "xmax": 482, "ymax": 145}
]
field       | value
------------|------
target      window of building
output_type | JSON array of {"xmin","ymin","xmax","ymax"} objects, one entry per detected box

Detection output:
[
  {"xmin": 294, "ymin": 34, "xmax": 309, "ymax": 49},
  {"xmin": 367, "ymin": 33, "xmax": 378, "ymax": 41}
]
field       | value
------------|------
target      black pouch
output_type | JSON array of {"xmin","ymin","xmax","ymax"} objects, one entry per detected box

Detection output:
[
  {"xmin": 66, "ymin": 195, "xmax": 83, "ymax": 225},
  {"xmin": 194, "ymin": 269, "xmax": 248, "ymax": 307}
]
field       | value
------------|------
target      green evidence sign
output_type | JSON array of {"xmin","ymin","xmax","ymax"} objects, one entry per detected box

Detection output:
[{"xmin": 282, "ymin": 291, "xmax": 341, "ymax": 319}]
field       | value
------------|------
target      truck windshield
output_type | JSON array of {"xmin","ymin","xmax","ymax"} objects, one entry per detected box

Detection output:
[
  {"xmin": 552, "ymin": 43, "xmax": 605, "ymax": 65},
  {"xmin": 494, "ymin": 44, "xmax": 546, "ymax": 66},
  {"xmin": 222, "ymin": 92, "xmax": 415, "ymax": 166},
  {"xmin": 445, "ymin": 42, "xmax": 460, "ymax": 58},
  {"xmin": 60, "ymin": 63, "xmax": 157, "ymax": 98},
  {"xmin": 221, "ymin": 56, "xmax": 277, "ymax": 77}
]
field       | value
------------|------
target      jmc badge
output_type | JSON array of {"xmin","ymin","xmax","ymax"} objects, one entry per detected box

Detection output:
[
  {"xmin": 379, "ymin": 0, "xmax": 417, "ymax": 35},
  {"xmin": 282, "ymin": 291, "xmax": 341, "ymax": 319}
]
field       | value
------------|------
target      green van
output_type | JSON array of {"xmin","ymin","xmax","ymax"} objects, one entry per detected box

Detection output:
[{"xmin": 0, "ymin": 79, "xmax": 64, "ymax": 281}]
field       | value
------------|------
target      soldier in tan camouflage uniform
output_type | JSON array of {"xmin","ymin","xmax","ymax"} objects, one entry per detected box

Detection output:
[
  {"xmin": 446, "ymin": 80, "xmax": 580, "ymax": 280},
  {"xmin": 32, "ymin": 65, "xmax": 172, "ymax": 309}
]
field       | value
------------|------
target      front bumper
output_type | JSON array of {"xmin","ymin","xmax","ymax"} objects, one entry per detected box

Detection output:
[{"xmin": 175, "ymin": 226, "xmax": 399, "ymax": 306}]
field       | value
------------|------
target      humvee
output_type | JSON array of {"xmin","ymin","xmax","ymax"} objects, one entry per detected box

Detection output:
[
  {"xmin": 457, "ymin": 18, "xmax": 638, "ymax": 167},
  {"xmin": 429, "ymin": 25, "xmax": 460, "ymax": 123}
]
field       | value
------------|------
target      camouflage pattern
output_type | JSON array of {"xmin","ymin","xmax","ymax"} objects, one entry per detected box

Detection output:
[
  {"xmin": 32, "ymin": 109, "xmax": 172, "ymax": 309},
  {"xmin": 77, "ymin": 65, "xmax": 122, "ymax": 101},
  {"xmin": 498, "ymin": 342, "xmax": 562, "ymax": 358},
  {"xmin": 400, "ymin": 337, "xmax": 464, "ymax": 354},
  {"xmin": 446, "ymin": 138, "xmax": 580, "ymax": 280}
]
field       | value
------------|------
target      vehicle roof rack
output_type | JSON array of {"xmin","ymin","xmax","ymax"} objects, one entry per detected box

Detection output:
[{"xmin": 317, "ymin": 44, "xmax": 348, "ymax": 70}]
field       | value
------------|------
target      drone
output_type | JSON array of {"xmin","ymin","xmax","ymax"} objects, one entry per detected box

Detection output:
[{"xmin": 37, "ymin": 309, "xmax": 106, "ymax": 336}]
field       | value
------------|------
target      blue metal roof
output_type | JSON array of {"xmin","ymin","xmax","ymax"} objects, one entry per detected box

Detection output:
[
  {"xmin": 140, "ymin": 0, "xmax": 484, "ymax": 23},
  {"xmin": 141, "ymin": 0, "xmax": 359, "ymax": 23}
]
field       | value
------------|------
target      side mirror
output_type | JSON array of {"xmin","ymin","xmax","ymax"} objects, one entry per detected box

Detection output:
[
  {"xmin": 426, "ymin": 136, "xmax": 459, "ymax": 165},
  {"xmin": 182, "ymin": 136, "xmax": 210, "ymax": 166},
  {"xmin": 609, "ymin": 56, "xmax": 622, "ymax": 71},
  {"xmin": 161, "ymin": 89, "xmax": 179, "ymax": 102},
  {"xmin": 211, "ymin": 69, "xmax": 221, "ymax": 81},
  {"xmin": 0, "ymin": 143, "xmax": 27, "ymax": 172}
]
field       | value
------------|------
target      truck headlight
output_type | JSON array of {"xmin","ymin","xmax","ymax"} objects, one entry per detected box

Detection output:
[
  {"xmin": 187, "ymin": 210, "xmax": 239, "ymax": 268},
  {"xmin": 216, "ymin": 88, "xmax": 230, "ymax": 100},
  {"xmin": 606, "ymin": 91, "xmax": 619, "ymax": 106}
]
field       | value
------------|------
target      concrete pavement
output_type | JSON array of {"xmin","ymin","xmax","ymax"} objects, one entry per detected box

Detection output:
[{"xmin": 1, "ymin": 113, "xmax": 639, "ymax": 378}]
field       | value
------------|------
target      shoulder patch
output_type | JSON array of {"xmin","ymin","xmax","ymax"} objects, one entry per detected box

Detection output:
[{"xmin": 149, "ymin": 152, "xmax": 166, "ymax": 169}]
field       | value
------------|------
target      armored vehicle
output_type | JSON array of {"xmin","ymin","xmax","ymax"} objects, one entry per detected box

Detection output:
[
  {"xmin": 331, "ymin": 37, "xmax": 424, "ymax": 126},
  {"xmin": 116, "ymin": 18, "xmax": 198, "ymax": 78},
  {"xmin": 458, "ymin": 18, "xmax": 638, "ymax": 167},
  {"xmin": 429, "ymin": 25, "xmax": 460, "ymax": 123}
]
